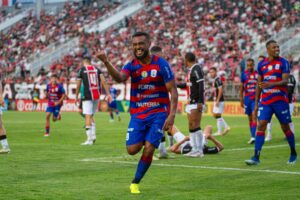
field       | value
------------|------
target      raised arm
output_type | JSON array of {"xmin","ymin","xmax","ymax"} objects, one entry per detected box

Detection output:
[
  {"xmin": 97, "ymin": 50, "xmax": 128, "ymax": 83},
  {"xmin": 100, "ymin": 74, "xmax": 112, "ymax": 103}
]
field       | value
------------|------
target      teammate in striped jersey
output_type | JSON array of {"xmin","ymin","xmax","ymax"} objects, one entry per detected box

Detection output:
[
  {"xmin": 97, "ymin": 32, "xmax": 178, "ymax": 194},
  {"xmin": 240, "ymin": 58, "xmax": 258, "ymax": 144},
  {"xmin": 0, "ymin": 81, "xmax": 10, "ymax": 154},
  {"xmin": 245, "ymin": 40, "xmax": 297, "ymax": 165}
]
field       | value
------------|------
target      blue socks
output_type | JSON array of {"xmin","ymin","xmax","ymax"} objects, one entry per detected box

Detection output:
[{"xmin": 132, "ymin": 155, "xmax": 153, "ymax": 184}]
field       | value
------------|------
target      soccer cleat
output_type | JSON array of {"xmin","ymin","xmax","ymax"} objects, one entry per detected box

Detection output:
[
  {"xmin": 44, "ymin": 133, "xmax": 49, "ymax": 137},
  {"xmin": 212, "ymin": 132, "xmax": 222, "ymax": 136},
  {"xmin": 81, "ymin": 140, "xmax": 93, "ymax": 145},
  {"xmin": 245, "ymin": 157, "xmax": 260, "ymax": 165},
  {"xmin": 185, "ymin": 150, "xmax": 204, "ymax": 158},
  {"xmin": 130, "ymin": 183, "xmax": 140, "ymax": 194},
  {"xmin": 109, "ymin": 119, "xmax": 114, "ymax": 123},
  {"xmin": 265, "ymin": 134, "xmax": 272, "ymax": 142},
  {"xmin": 57, "ymin": 114, "xmax": 61, "ymax": 121},
  {"xmin": 0, "ymin": 148, "xmax": 10, "ymax": 154},
  {"xmin": 247, "ymin": 138, "xmax": 255, "ymax": 144},
  {"xmin": 222, "ymin": 127, "xmax": 230, "ymax": 136},
  {"xmin": 287, "ymin": 155, "xmax": 297, "ymax": 164},
  {"xmin": 158, "ymin": 152, "xmax": 168, "ymax": 159},
  {"xmin": 92, "ymin": 139, "xmax": 96, "ymax": 144}
]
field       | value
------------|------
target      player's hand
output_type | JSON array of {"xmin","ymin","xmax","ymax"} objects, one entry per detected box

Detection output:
[
  {"xmin": 215, "ymin": 101, "xmax": 219, "ymax": 107},
  {"xmin": 97, "ymin": 50, "xmax": 108, "ymax": 63},
  {"xmin": 258, "ymin": 82, "xmax": 272, "ymax": 89},
  {"xmin": 240, "ymin": 100, "xmax": 244, "ymax": 108},
  {"xmin": 105, "ymin": 95, "xmax": 112, "ymax": 104},
  {"xmin": 163, "ymin": 115, "xmax": 175, "ymax": 131}
]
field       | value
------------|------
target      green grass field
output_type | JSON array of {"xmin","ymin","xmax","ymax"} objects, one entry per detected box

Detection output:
[{"xmin": 0, "ymin": 111, "xmax": 299, "ymax": 200}]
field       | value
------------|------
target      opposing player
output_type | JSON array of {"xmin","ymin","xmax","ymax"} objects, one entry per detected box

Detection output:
[
  {"xmin": 240, "ymin": 58, "xmax": 258, "ymax": 144},
  {"xmin": 75, "ymin": 55, "xmax": 111, "ymax": 145},
  {"xmin": 168, "ymin": 125, "xmax": 223, "ymax": 155},
  {"xmin": 245, "ymin": 40, "xmax": 297, "ymax": 165},
  {"xmin": 0, "ymin": 82, "xmax": 10, "ymax": 153},
  {"xmin": 44, "ymin": 74, "xmax": 66, "ymax": 136},
  {"xmin": 209, "ymin": 67, "xmax": 230, "ymax": 136},
  {"xmin": 108, "ymin": 82, "xmax": 121, "ymax": 122},
  {"xmin": 177, "ymin": 52, "xmax": 205, "ymax": 157},
  {"xmin": 97, "ymin": 32, "xmax": 178, "ymax": 194}
]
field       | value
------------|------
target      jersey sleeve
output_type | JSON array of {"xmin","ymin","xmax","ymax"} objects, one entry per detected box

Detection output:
[
  {"xmin": 216, "ymin": 78, "xmax": 223, "ymax": 88},
  {"xmin": 257, "ymin": 61, "xmax": 263, "ymax": 76},
  {"xmin": 159, "ymin": 58, "xmax": 174, "ymax": 83},
  {"xmin": 282, "ymin": 59, "xmax": 290, "ymax": 74},
  {"xmin": 59, "ymin": 84, "xmax": 66, "ymax": 94},
  {"xmin": 120, "ymin": 62, "xmax": 131, "ymax": 78},
  {"xmin": 77, "ymin": 67, "xmax": 83, "ymax": 79}
]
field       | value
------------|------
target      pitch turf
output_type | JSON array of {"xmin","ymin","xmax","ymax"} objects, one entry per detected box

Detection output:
[{"xmin": 0, "ymin": 111, "xmax": 299, "ymax": 200}]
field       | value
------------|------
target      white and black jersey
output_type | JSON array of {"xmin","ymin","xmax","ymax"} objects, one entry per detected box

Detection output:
[
  {"xmin": 77, "ymin": 65, "xmax": 102, "ymax": 101},
  {"xmin": 178, "ymin": 64, "xmax": 205, "ymax": 104},
  {"xmin": 213, "ymin": 77, "xmax": 224, "ymax": 102},
  {"xmin": 288, "ymin": 74, "xmax": 296, "ymax": 103}
]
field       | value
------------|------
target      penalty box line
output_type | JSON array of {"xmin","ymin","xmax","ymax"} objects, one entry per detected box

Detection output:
[{"xmin": 79, "ymin": 158, "xmax": 300, "ymax": 175}]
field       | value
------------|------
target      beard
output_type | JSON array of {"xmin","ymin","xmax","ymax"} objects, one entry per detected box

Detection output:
[{"xmin": 134, "ymin": 49, "xmax": 149, "ymax": 60}]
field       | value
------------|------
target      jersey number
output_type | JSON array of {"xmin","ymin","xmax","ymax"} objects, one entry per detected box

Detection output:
[{"xmin": 89, "ymin": 73, "xmax": 97, "ymax": 86}]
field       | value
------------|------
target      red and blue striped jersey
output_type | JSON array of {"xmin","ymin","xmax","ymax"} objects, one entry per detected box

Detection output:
[
  {"xmin": 121, "ymin": 55, "xmax": 174, "ymax": 119},
  {"xmin": 257, "ymin": 57, "xmax": 290, "ymax": 105},
  {"xmin": 241, "ymin": 70, "xmax": 258, "ymax": 101},
  {"xmin": 46, "ymin": 83, "xmax": 65, "ymax": 107}
]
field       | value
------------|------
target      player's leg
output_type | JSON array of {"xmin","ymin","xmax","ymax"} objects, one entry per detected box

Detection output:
[
  {"xmin": 158, "ymin": 133, "xmax": 168, "ymax": 159},
  {"xmin": 108, "ymin": 102, "xmax": 114, "ymax": 122},
  {"xmin": 44, "ymin": 109, "xmax": 52, "ymax": 136},
  {"xmin": 81, "ymin": 100, "xmax": 94, "ymax": 145},
  {"xmin": 52, "ymin": 105, "xmax": 61, "ymax": 122},
  {"xmin": 265, "ymin": 121, "xmax": 272, "ymax": 141},
  {"xmin": 274, "ymin": 103, "xmax": 297, "ymax": 164},
  {"xmin": 186, "ymin": 105, "xmax": 204, "ymax": 157},
  {"xmin": 0, "ymin": 114, "xmax": 10, "ymax": 153},
  {"xmin": 90, "ymin": 100, "xmax": 98, "ymax": 143},
  {"xmin": 289, "ymin": 103, "xmax": 295, "ymax": 133},
  {"xmin": 213, "ymin": 102, "xmax": 223, "ymax": 135},
  {"xmin": 218, "ymin": 102, "xmax": 230, "ymax": 135},
  {"xmin": 247, "ymin": 101, "xmax": 256, "ymax": 144}
]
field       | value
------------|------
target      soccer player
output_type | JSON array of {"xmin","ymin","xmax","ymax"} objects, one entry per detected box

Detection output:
[
  {"xmin": 245, "ymin": 40, "xmax": 297, "ymax": 165},
  {"xmin": 75, "ymin": 55, "xmax": 111, "ymax": 145},
  {"xmin": 0, "ymin": 82, "xmax": 10, "ymax": 154},
  {"xmin": 240, "ymin": 58, "xmax": 258, "ymax": 144},
  {"xmin": 209, "ymin": 67, "xmax": 230, "ymax": 136},
  {"xmin": 32, "ymin": 87, "xmax": 39, "ymax": 111},
  {"xmin": 168, "ymin": 125, "xmax": 224, "ymax": 155},
  {"xmin": 97, "ymin": 32, "xmax": 178, "ymax": 194},
  {"xmin": 287, "ymin": 73, "xmax": 296, "ymax": 133},
  {"xmin": 177, "ymin": 52, "xmax": 205, "ymax": 157},
  {"xmin": 44, "ymin": 74, "xmax": 66, "ymax": 137},
  {"xmin": 108, "ymin": 82, "xmax": 121, "ymax": 122}
]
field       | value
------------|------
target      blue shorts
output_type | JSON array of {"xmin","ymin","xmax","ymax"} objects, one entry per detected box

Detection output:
[
  {"xmin": 258, "ymin": 102, "xmax": 291, "ymax": 124},
  {"xmin": 244, "ymin": 100, "xmax": 255, "ymax": 116},
  {"xmin": 126, "ymin": 112, "xmax": 167, "ymax": 148},
  {"xmin": 108, "ymin": 100, "xmax": 117, "ymax": 109},
  {"xmin": 46, "ymin": 105, "xmax": 61, "ymax": 118}
]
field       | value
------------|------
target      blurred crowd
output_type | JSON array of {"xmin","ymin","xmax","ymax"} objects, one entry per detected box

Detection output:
[{"xmin": 1, "ymin": 0, "xmax": 300, "ymax": 86}]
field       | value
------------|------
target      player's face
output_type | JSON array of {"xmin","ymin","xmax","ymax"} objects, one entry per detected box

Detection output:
[
  {"xmin": 50, "ymin": 77, "xmax": 57, "ymax": 85},
  {"xmin": 267, "ymin": 42, "xmax": 280, "ymax": 58},
  {"xmin": 246, "ymin": 61, "xmax": 254, "ymax": 71},
  {"xmin": 209, "ymin": 69, "xmax": 216, "ymax": 78},
  {"xmin": 132, "ymin": 36, "xmax": 150, "ymax": 60}
]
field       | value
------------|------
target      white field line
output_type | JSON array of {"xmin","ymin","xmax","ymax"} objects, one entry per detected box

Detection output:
[
  {"xmin": 78, "ymin": 158, "xmax": 300, "ymax": 175},
  {"xmin": 226, "ymin": 144, "xmax": 300, "ymax": 151}
]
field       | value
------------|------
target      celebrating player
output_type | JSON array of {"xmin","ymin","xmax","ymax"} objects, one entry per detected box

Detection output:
[
  {"xmin": 97, "ymin": 32, "xmax": 178, "ymax": 194},
  {"xmin": 167, "ymin": 125, "xmax": 223, "ymax": 155},
  {"xmin": 245, "ymin": 40, "xmax": 297, "ymax": 165},
  {"xmin": 240, "ymin": 58, "xmax": 258, "ymax": 144},
  {"xmin": 75, "ymin": 55, "xmax": 111, "ymax": 145},
  {"xmin": 177, "ymin": 52, "xmax": 205, "ymax": 157},
  {"xmin": 108, "ymin": 82, "xmax": 121, "ymax": 122},
  {"xmin": 44, "ymin": 74, "xmax": 66, "ymax": 137},
  {"xmin": 0, "ymin": 82, "xmax": 10, "ymax": 154},
  {"xmin": 209, "ymin": 67, "xmax": 230, "ymax": 136}
]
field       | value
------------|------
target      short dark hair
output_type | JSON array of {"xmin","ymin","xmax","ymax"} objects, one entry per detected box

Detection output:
[
  {"xmin": 266, "ymin": 40, "xmax": 277, "ymax": 48},
  {"xmin": 247, "ymin": 58, "xmax": 254, "ymax": 63},
  {"xmin": 258, "ymin": 55, "xmax": 265, "ymax": 59},
  {"xmin": 185, "ymin": 52, "xmax": 196, "ymax": 63},
  {"xmin": 210, "ymin": 67, "xmax": 217, "ymax": 72},
  {"xmin": 132, "ymin": 31, "xmax": 150, "ymax": 40},
  {"xmin": 51, "ymin": 74, "xmax": 58, "ymax": 78},
  {"xmin": 150, "ymin": 46, "xmax": 162, "ymax": 53}
]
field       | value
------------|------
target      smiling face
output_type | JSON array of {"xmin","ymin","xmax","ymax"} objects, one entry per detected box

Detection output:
[
  {"xmin": 132, "ymin": 35, "xmax": 150, "ymax": 60},
  {"xmin": 267, "ymin": 42, "xmax": 280, "ymax": 58}
]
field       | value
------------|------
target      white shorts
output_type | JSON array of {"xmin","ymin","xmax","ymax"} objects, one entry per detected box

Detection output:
[
  {"xmin": 213, "ymin": 101, "xmax": 224, "ymax": 114},
  {"xmin": 185, "ymin": 104, "xmax": 198, "ymax": 114},
  {"xmin": 289, "ymin": 103, "xmax": 294, "ymax": 116},
  {"xmin": 82, "ymin": 100, "xmax": 99, "ymax": 115}
]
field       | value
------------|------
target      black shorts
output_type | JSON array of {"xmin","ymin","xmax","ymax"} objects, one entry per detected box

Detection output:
[
  {"xmin": 181, "ymin": 143, "xmax": 192, "ymax": 154},
  {"xmin": 203, "ymin": 145, "xmax": 219, "ymax": 154}
]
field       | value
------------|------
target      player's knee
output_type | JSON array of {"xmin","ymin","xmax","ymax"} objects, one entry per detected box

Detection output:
[{"xmin": 127, "ymin": 148, "xmax": 139, "ymax": 155}]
